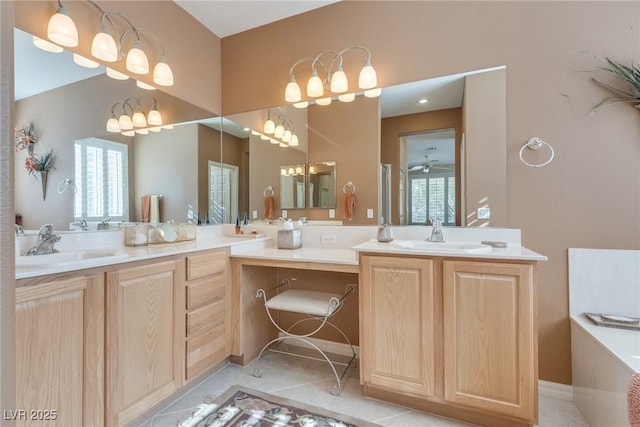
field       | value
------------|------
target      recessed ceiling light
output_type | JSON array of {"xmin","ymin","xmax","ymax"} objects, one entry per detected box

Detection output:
[{"xmin": 417, "ymin": 98, "xmax": 429, "ymax": 104}]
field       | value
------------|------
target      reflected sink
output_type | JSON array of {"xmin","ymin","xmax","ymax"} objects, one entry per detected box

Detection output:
[
  {"xmin": 391, "ymin": 240, "xmax": 492, "ymax": 252},
  {"xmin": 16, "ymin": 249, "xmax": 128, "ymax": 269}
]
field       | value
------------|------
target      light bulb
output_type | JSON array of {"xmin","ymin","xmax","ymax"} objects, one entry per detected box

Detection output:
[
  {"xmin": 32, "ymin": 35, "xmax": 63, "ymax": 53},
  {"xmin": 106, "ymin": 117, "xmax": 120, "ymax": 133},
  {"xmin": 147, "ymin": 109, "xmax": 162, "ymax": 126},
  {"xmin": 47, "ymin": 5, "xmax": 78, "ymax": 47},
  {"xmin": 264, "ymin": 119, "xmax": 275, "ymax": 134},
  {"xmin": 106, "ymin": 67, "xmax": 129, "ymax": 80},
  {"xmin": 136, "ymin": 80, "xmax": 156, "ymax": 90},
  {"xmin": 118, "ymin": 115, "xmax": 133, "ymax": 130},
  {"xmin": 274, "ymin": 124, "xmax": 285, "ymax": 138},
  {"xmin": 132, "ymin": 112, "xmax": 147, "ymax": 128},
  {"xmin": 330, "ymin": 66, "xmax": 348, "ymax": 93},
  {"xmin": 364, "ymin": 87, "xmax": 382, "ymax": 98},
  {"xmin": 358, "ymin": 60, "xmax": 377, "ymax": 89},
  {"xmin": 338, "ymin": 93, "xmax": 355, "ymax": 103},
  {"xmin": 73, "ymin": 53, "xmax": 100, "ymax": 68},
  {"xmin": 91, "ymin": 28, "xmax": 118, "ymax": 62},
  {"xmin": 306, "ymin": 70, "xmax": 324, "ymax": 97},
  {"xmin": 153, "ymin": 58, "xmax": 174, "ymax": 86},
  {"xmin": 126, "ymin": 41, "xmax": 149, "ymax": 74},
  {"xmin": 316, "ymin": 97, "xmax": 332, "ymax": 106},
  {"xmin": 293, "ymin": 101, "xmax": 309, "ymax": 109},
  {"xmin": 285, "ymin": 76, "xmax": 302, "ymax": 103},
  {"xmin": 289, "ymin": 134, "xmax": 299, "ymax": 146}
]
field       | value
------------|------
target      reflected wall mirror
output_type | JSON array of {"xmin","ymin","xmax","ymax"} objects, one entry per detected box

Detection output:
[
  {"xmin": 308, "ymin": 161, "xmax": 336, "ymax": 209},
  {"xmin": 280, "ymin": 164, "xmax": 306, "ymax": 209}
]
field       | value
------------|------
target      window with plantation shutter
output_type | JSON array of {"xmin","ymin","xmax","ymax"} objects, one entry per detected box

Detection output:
[{"xmin": 74, "ymin": 137, "xmax": 129, "ymax": 221}]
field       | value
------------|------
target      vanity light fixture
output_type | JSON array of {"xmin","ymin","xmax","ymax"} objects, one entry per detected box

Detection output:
[
  {"xmin": 285, "ymin": 46, "xmax": 379, "ymax": 107},
  {"xmin": 37, "ymin": 1, "xmax": 175, "ymax": 87},
  {"xmin": 309, "ymin": 165, "xmax": 316, "ymax": 174}
]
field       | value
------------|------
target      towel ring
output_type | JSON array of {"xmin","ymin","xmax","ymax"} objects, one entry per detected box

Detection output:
[
  {"xmin": 56, "ymin": 178, "xmax": 77, "ymax": 194},
  {"xmin": 264, "ymin": 186, "xmax": 274, "ymax": 197},
  {"xmin": 343, "ymin": 181, "xmax": 356, "ymax": 194},
  {"xmin": 519, "ymin": 137, "xmax": 555, "ymax": 168}
]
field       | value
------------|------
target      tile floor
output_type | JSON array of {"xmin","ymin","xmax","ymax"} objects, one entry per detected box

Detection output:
[{"xmin": 139, "ymin": 351, "xmax": 590, "ymax": 427}]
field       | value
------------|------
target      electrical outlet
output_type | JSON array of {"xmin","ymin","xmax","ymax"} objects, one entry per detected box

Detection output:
[
  {"xmin": 329, "ymin": 209, "xmax": 335, "ymax": 218},
  {"xmin": 367, "ymin": 208, "xmax": 374, "ymax": 219},
  {"xmin": 321, "ymin": 234, "xmax": 337, "ymax": 244},
  {"xmin": 282, "ymin": 210, "xmax": 287, "ymax": 218},
  {"xmin": 252, "ymin": 210, "xmax": 258, "ymax": 219},
  {"xmin": 477, "ymin": 207, "xmax": 490, "ymax": 219}
]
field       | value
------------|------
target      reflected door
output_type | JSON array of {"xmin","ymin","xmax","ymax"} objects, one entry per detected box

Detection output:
[{"xmin": 209, "ymin": 162, "xmax": 238, "ymax": 224}]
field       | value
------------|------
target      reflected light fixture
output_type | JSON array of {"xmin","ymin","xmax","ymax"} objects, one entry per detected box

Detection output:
[
  {"xmin": 121, "ymin": 130, "xmax": 135, "ymax": 136},
  {"xmin": 285, "ymin": 46, "xmax": 379, "ymax": 107},
  {"xmin": 47, "ymin": 2, "xmax": 78, "ymax": 47},
  {"xmin": 260, "ymin": 134, "xmax": 270, "ymax": 141},
  {"xmin": 274, "ymin": 123, "xmax": 285, "ymax": 139},
  {"xmin": 107, "ymin": 96, "xmax": 163, "ymax": 134},
  {"xmin": 264, "ymin": 110, "xmax": 276, "ymax": 134},
  {"xmin": 271, "ymin": 139, "xmax": 280, "ymax": 145},
  {"xmin": 289, "ymin": 134, "xmax": 299, "ymax": 147},
  {"xmin": 32, "ymin": 35, "xmax": 63, "ymax": 53}
]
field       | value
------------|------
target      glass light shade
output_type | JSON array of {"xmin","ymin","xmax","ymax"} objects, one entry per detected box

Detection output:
[
  {"xmin": 32, "ymin": 35, "xmax": 63, "ymax": 53},
  {"xmin": 149, "ymin": 126, "xmax": 162, "ymax": 133},
  {"xmin": 338, "ymin": 93, "xmax": 356, "ymax": 103},
  {"xmin": 296, "ymin": 166, "xmax": 303, "ymax": 174},
  {"xmin": 161, "ymin": 124, "xmax": 174, "ymax": 130},
  {"xmin": 364, "ymin": 87, "xmax": 382, "ymax": 98},
  {"xmin": 279, "ymin": 143, "xmax": 288, "ymax": 148},
  {"xmin": 316, "ymin": 97, "xmax": 332, "ymax": 106},
  {"xmin": 289, "ymin": 134, "xmax": 299, "ymax": 146},
  {"xmin": 274, "ymin": 125, "xmax": 285, "ymax": 138},
  {"xmin": 106, "ymin": 67, "xmax": 129, "ymax": 80},
  {"xmin": 122, "ymin": 130, "xmax": 135, "ymax": 136},
  {"xmin": 271, "ymin": 139, "xmax": 280, "ymax": 145},
  {"xmin": 283, "ymin": 130, "xmax": 292, "ymax": 142},
  {"xmin": 260, "ymin": 134, "xmax": 270, "ymax": 140},
  {"xmin": 309, "ymin": 165, "xmax": 316, "ymax": 174},
  {"xmin": 306, "ymin": 71, "xmax": 324, "ymax": 97},
  {"xmin": 106, "ymin": 117, "xmax": 120, "ymax": 133},
  {"xmin": 91, "ymin": 30, "xmax": 118, "ymax": 62},
  {"xmin": 136, "ymin": 80, "xmax": 156, "ymax": 90},
  {"xmin": 153, "ymin": 60, "xmax": 174, "ymax": 86},
  {"xmin": 126, "ymin": 42, "xmax": 149, "ymax": 74},
  {"xmin": 263, "ymin": 119, "xmax": 275, "ymax": 134},
  {"xmin": 285, "ymin": 77, "xmax": 302, "ymax": 103},
  {"xmin": 73, "ymin": 53, "xmax": 100, "ymax": 68},
  {"xmin": 118, "ymin": 114, "xmax": 133, "ymax": 130},
  {"xmin": 251, "ymin": 129, "xmax": 260, "ymax": 136},
  {"xmin": 147, "ymin": 109, "xmax": 162, "ymax": 126},
  {"xmin": 47, "ymin": 6, "xmax": 78, "ymax": 47},
  {"xmin": 330, "ymin": 67, "xmax": 348, "ymax": 93},
  {"xmin": 358, "ymin": 62, "xmax": 377, "ymax": 89},
  {"xmin": 293, "ymin": 101, "xmax": 309, "ymax": 109},
  {"xmin": 135, "ymin": 128, "xmax": 149, "ymax": 135},
  {"xmin": 288, "ymin": 167, "xmax": 295, "ymax": 175},
  {"xmin": 281, "ymin": 168, "xmax": 287, "ymax": 176},
  {"xmin": 132, "ymin": 112, "xmax": 147, "ymax": 128}
]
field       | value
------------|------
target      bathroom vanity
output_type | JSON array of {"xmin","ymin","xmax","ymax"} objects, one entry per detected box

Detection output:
[{"xmin": 14, "ymin": 225, "xmax": 545, "ymax": 427}]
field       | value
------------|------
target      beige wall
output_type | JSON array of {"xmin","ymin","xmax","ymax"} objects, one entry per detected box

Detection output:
[
  {"xmin": 222, "ymin": 1, "xmax": 640, "ymax": 385},
  {"xmin": 463, "ymin": 68, "xmax": 507, "ymax": 227},
  {"xmin": 15, "ymin": 1, "xmax": 222, "ymax": 115},
  {"xmin": 381, "ymin": 108, "xmax": 463, "ymax": 225}
]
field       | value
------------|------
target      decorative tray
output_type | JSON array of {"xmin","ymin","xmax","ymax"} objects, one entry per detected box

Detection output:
[{"xmin": 585, "ymin": 312, "xmax": 640, "ymax": 331}]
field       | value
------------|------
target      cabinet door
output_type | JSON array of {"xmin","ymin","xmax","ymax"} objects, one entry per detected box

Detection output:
[
  {"xmin": 360, "ymin": 255, "xmax": 436, "ymax": 397},
  {"xmin": 106, "ymin": 260, "xmax": 182, "ymax": 427},
  {"xmin": 16, "ymin": 275, "xmax": 104, "ymax": 427},
  {"xmin": 443, "ymin": 260, "xmax": 536, "ymax": 422}
]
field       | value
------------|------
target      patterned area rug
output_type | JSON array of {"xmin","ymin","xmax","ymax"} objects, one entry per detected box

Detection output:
[{"xmin": 176, "ymin": 385, "xmax": 381, "ymax": 427}]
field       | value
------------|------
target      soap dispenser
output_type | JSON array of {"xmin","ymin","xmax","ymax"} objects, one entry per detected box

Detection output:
[{"xmin": 377, "ymin": 224, "xmax": 394, "ymax": 243}]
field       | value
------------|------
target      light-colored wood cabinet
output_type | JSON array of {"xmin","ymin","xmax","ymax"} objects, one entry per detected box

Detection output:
[
  {"xmin": 443, "ymin": 260, "xmax": 537, "ymax": 422},
  {"xmin": 106, "ymin": 259, "xmax": 183, "ymax": 427},
  {"xmin": 15, "ymin": 275, "xmax": 104, "ymax": 427},
  {"xmin": 184, "ymin": 249, "xmax": 230, "ymax": 381},
  {"xmin": 359, "ymin": 255, "xmax": 436, "ymax": 397},
  {"xmin": 360, "ymin": 254, "xmax": 537, "ymax": 426}
]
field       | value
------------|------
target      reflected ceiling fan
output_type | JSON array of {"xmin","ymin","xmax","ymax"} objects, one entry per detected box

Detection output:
[{"xmin": 408, "ymin": 155, "xmax": 448, "ymax": 173}]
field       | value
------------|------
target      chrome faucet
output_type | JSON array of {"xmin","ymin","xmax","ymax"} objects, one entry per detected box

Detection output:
[
  {"xmin": 14, "ymin": 224, "xmax": 24, "ymax": 236},
  {"xmin": 97, "ymin": 217, "xmax": 111, "ymax": 230},
  {"xmin": 72, "ymin": 219, "xmax": 88, "ymax": 231},
  {"xmin": 23, "ymin": 224, "xmax": 61, "ymax": 255},
  {"xmin": 427, "ymin": 218, "xmax": 446, "ymax": 242}
]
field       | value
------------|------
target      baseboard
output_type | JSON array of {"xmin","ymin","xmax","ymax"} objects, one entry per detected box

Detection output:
[
  {"xmin": 277, "ymin": 333, "xmax": 360, "ymax": 358},
  {"xmin": 538, "ymin": 380, "xmax": 574, "ymax": 401}
]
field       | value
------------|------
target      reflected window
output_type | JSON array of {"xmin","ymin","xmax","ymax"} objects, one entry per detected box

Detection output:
[
  {"xmin": 74, "ymin": 137, "xmax": 129, "ymax": 221},
  {"xmin": 409, "ymin": 172, "xmax": 455, "ymax": 225}
]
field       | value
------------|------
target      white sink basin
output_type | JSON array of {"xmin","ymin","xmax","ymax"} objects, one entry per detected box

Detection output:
[
  {"xmin": 391, "ymin": 240, "xmax": 492, "ymax": 252},
  {"xmin": 16, "ymin": 249, "xmax": 128, "ymax": 269}
]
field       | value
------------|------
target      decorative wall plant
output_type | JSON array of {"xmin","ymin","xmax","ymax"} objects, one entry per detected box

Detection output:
[{"xmin": 592, "ymin": 57, "xmax": 640, "ymax": 110}]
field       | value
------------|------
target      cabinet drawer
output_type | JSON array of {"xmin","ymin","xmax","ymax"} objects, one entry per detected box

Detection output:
[
  {"xmin": 186, "ymin": 275, "xmax": 226, "ymax": 310},
  {"xmin": 186, "ymin": 323, "xmax": 227, "ymax": 380},
  {"xmin": 187, "ymin": 249, "xmax": 227, "ymax": 281},
  {"xmin": 186, "ymin": 301, "xmax": 225, "ymax": 337}
]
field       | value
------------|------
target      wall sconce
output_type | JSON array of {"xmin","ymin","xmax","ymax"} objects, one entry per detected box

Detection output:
[
  {"xmin": 37, "ymin": 0, "xmax": 174, "ymax": 87},
  {"xmin": 285, "ymin": 46, "xmax": 379, "ymax": 107},
  {"xmin": 106, "ymin": 96, "xmax": 163, "ymax": 135}
]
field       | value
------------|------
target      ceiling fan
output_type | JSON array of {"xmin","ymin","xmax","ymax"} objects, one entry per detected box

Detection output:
[{"xmin": 408, "ymin": 155, "xmax": 448, "ymax": 173}]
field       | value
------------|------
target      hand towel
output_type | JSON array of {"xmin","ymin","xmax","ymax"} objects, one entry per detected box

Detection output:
[
  {"xmin": 264, "ymin": 195, "xmax": 274, "ymax": 219},
  {"xmin": 150, "ymin": 195, "xmax": 160, "ymax": 225},
  {"xmin": 629, "ymin": 372, "xmax": 640, "ymax": 426},
  {"xmin": 141, "ymin": 195, "xmax": 151, "ymax": 222},
  {"xmin": 342, "ymin": 192, "xmax": 356, "ymax": 221}
]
